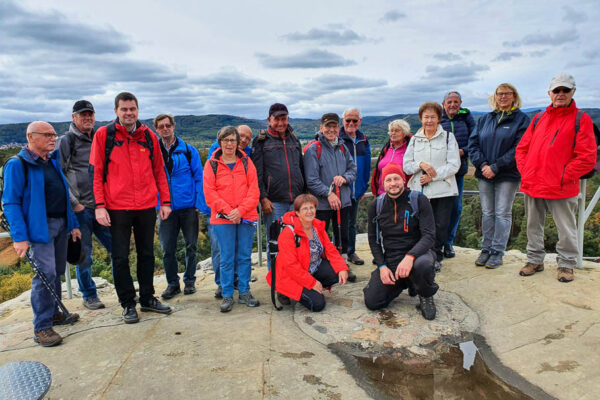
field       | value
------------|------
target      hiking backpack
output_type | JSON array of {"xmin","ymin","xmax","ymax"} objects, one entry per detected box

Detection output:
[
  {"xmin": 103, "ymin": 122, "xmax": 154, "ymax": 183},
  {"xmin": 373, "ymin": 191, "xmax": 420, "ymax": 252},
  {"xmin": 160, "ymin": 140, "xmax": 193, "ymax": 176},
  {"xmin": 268, "ymin": 218, "xmax": 301, "ymax": 310},
  {"xmin": 532, "ymin": 110, "xmax": 600, "ymax": 179},
  {"xmin": 303, "ymin": 139, "xmax": 345, "ymax": 159}
]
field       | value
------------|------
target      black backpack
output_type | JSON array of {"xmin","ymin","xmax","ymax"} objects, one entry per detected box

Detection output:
[
  {"xmin": 103, "ymin": 122, "xmax": 154, "ymax": 183},
  {"xmin": 268, "ymin": 218, "xmax": 300, "ymax": 310},
  {"xmin": 532, "ymin": 110, "xmax": 600, "ymax": 179},
  {"xmin": 0, "ymin": 155, "xmax": 28, "ymax": 211}
]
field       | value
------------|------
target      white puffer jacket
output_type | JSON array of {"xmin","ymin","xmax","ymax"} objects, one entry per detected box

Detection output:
[{"xmin": 403, "ymin": 124, "xmax": 460, "ymax": 199}]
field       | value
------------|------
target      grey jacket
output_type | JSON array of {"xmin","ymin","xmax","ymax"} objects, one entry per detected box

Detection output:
[
  {"xmin": 304, "ymin": 133, "xmax": 357, "ymax": 210},
  {"xmin": 58, "ymin": 123, "xmax": 95, "ymax": 209}
]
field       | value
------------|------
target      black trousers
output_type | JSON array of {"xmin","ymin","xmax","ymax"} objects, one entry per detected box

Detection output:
[
  {"xmin": 430, "ymin": 196, "xmax": 456, "ymax": 261},
  {"xmin": 108, "ymin": 208, "xmax": 157, "ymax": 308},
  {"xmin": 298, "ymin": 259, "xmax": 339, "ymax": 312},
  {"xmin": 316, "ymin": 206, "xmax": 351, "ymax": 255},
  {"xmin": 363, "ymin": 251, "xmax": 438, "ymax": 311}
]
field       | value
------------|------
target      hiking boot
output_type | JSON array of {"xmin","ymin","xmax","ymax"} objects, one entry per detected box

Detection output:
[
  {"xmin": 34, "ymin": 328, "xmax": 62, "ymax": 347},
  {"xmin": 443, "ymin": 244, "xmax": 456, "ymax": 258},
  {"xmin": 220, "ymin": 297, "xmax": 234, "ymax": 313},
  {"xmin": 348, "ymin": 253, "xmax": 365, "ymax": 265},
  {"xmin": 52, "ymin": 312, "xmax": 80, "ymax": 326},
  {"xmin": 277, "ymin": 292, "xmax": 291, "ymax": 305},
  {"xmin": 347, "ymin": 268, "xmax": 357, "ymax": 283},
  {"xmin": 183, "ymin": 282, "xmax": 196, "ymax": 295},
  {"xmin": 140, "ymin": 297, "xmax": 172, "ymax": 314},
  {"xmin": 214, "ymin": 286, "xmax": 223, "ymax": 299},
  {"xmin": 557, "ymin": 267, "xmax": 574, "ymax": 283},
  {"xmin": 161, "ymin": 285, "xmax": 181, "ymax": 299},
  {"xmin": 519, "ymin": 262, "xmax": 544, "ymax": 276},
  {"xmin": 418, "ymin": 295, "xmax": 436, "ymax": 320},
  {"xmin": 83, "ymin": 297, "xmax": 105, "ymax": 310},
  {"xmin": 122, "ymin": 305, "xmax": 139, "ymax": 324},
  {"xmin": 238, "ymin": 292, "xmax": 260, "ymax": 307},
  {"xmin": 485, "ymin": 252, "xmax": 503, "ymax": 269},
  {"xmin": 475, "ymin": 250, "xmax": 490, "ymax": 267},
  {"xmin": 434, "ymin": 260, "xmax": 442, "ymax": 272}
]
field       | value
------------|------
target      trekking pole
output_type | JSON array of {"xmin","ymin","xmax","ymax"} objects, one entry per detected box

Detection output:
[
  {"xmin": 335, "ymin": 185, "xmax": 343, "ymax": 253},
  {"xmin": 0, "ymin": 213, "xmax": 75, "ymax": 321}
]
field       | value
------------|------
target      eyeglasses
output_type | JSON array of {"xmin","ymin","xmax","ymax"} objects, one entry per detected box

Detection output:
[
  {"xmin": 156, "ymin": 123, "xmax": 173, "ymax": 130},
  {"xmin": 345, "ymin": 119, "xmax": 359, "ymax": 124},
  {"xmin": 496, "ymin": 92, "xmax": 514, "ymax": 97},
  {"xmin": 31, "ymin": 132, "xmax": 57, "ymax": 139},
  {"xmin": 222, "ymin": 138, "xmax": 237, "ymax": 144},
  {"xmin": 552, "ymin": 87, "xmax": 572, "ymax": 94}
]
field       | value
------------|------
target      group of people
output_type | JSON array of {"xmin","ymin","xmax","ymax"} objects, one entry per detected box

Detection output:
[{"xmin": 2, "ymin": 72, "xmax": 596, "ymax": 348}]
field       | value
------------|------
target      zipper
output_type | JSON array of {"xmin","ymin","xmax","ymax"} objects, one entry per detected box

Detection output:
[
  {"xmin": 550, "ymin": 129, "xmax": 559, "ymax": 146},
  {"xmin": 352, "ymin": 141, "xmax": 357, "ymax": 198},
  {"xmin": 282, "ymin": 138, "xmax": 293, "ymax": 202},
  {"xmin": 394, "ymin": 199, "xmax": 397, "ymax": 224},
  {"xmin": 560, "ymin": 165, "xmax": 566, "ymax": 190}
]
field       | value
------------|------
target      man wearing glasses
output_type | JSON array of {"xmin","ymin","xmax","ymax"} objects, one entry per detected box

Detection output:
[
  {"xmin": 339, "ymin": 108, "xmax": 371, "ymax": 266},
  {"xmin": 154, "ymin": 114, "xmax": 207, "ymax": 299},
  {"xmin": 516, "ymin": 73, "xmax": 597, "ymax": 283},
  {"xmin": 2, "ymin": 121, "xmax": 81, "ymax": 346},
  {"xmin": 58, "ymin": 100, "xmax": 111, "ymax": 311}
]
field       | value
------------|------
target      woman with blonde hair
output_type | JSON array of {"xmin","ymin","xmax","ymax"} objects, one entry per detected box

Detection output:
[{"xmin": 468, "ymin": 83, "xmax": 530, "ymax": 269}]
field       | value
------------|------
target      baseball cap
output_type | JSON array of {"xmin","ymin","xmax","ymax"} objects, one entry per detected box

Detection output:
[
  {"xmin": 268, "ymin": 103, "xmax": 288, "ymax": 118},
  {"xmin": 321, "ymin": 113, "xmax": 340, "ymax": 125},
  {"xmin": 72, "ymin": 100, "xmax": 95, "ymax": 114},
  {"xmin": 549, "ymin": 73, "xmax": 576, "ymax": 91}
]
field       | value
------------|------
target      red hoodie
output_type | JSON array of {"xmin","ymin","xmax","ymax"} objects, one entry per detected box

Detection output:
[
  {"xmin": 266, "ymin": 211, "xmax": 348, "ymax": 301},
  {"xmin": 516, "ymin": 101, "xmax": 596, "ymax": 199},
  {"xmin": 90, "ymin": 122, "xmax": 170, "ymax": 210}
]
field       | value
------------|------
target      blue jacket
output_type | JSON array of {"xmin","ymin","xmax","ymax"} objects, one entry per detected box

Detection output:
[
  {"xmin": 2, "ymin": 148, "xmax": 78, "ymax": 243},
  {"xmin": 339, "ymin": 128, "xmax": 371, "ymax": 200},
  {"xmin": 160, "ymin": 137, "xmax": 208, "ymax": 214},
  {"xmin": 468, "ymin": 109, "xmax": 530, "ymax": 182},
  {"xmin": 441, "ymin": 108, "xmax": 475, "ymax": 176}
]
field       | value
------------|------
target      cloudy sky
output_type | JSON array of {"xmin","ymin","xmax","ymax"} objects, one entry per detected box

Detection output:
[{"xmin": 0, "ymin": 0, "xmax": 598, "ymax": 123}]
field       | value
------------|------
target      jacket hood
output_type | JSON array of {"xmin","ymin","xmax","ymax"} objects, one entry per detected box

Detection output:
[
  {"xmin": 414, "ymin": 124, "xmax": 446, "ymax": 139},
  {"xmin": 266, "ymin": 125, "xmax": 294, "ymax": 139},
  {"xmin": 281, "ymin": 210, "xmax": 326, "ymax": 239},
  {"xmin": 210, "ymin": 148, "xmax": 247, "ymax": 163},
  {"xmin": 442, "ymin": 108, "xmax": 471, "ymax": 119},
  {"xmin": 68, "ymin": 123, "xmax": 94, "ymax": 141},
  {"xmin": 19, "ymin": 147, "xmax": 59, "ymax": 166}
]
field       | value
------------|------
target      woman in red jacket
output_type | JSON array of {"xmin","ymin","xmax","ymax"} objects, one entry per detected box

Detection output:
[
  {"xmin": 204, "ymin": 126, "xmax": 260, "ymax": 313},
  {"xmin": 267, "ymin": 194, "xmax": 349, "ymax": 312}
]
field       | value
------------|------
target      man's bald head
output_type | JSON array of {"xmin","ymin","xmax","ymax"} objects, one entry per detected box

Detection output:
[
  {"xmin": 26, "ymin": 121, "xmax": 57, "ymax": 158},
  {"xmin": 237, "ymin": 124, "xmax": 253, "ymax": 150},
  {"xmin": 26, "ymin": 121, "xmax": 54, "ymax": 135}
]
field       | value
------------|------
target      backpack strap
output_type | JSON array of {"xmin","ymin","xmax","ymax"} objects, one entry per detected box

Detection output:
[
  {"xmin": 532, "ymin": 111, "xmax": 545, "ymax": 131},
  {"xmin": 184, "ymin": 143, "xmax": 192, "ymax": 166},
  {"xmin": 571, "ymin": 109, "xmax": 585, "ymax": 150},
  {"xmin": 102, "ymin": 123, "xmax": 117, "ymax": 184},
  {"xmin": 408, "ymin": 191, "xmax": 420, "ymax": 217},
  {"xmin": 374, "ymin": 193, "xmax": 386, "ymax": 250},
  {"xmin": 141, "ymin": 129, "xmax": 154, "ymax": 162}
]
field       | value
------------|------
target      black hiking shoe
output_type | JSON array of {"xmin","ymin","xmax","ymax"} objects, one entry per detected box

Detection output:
[
  {"xmin": 277, "ymin": 293, "xmax": 291, "ymax": 305},
  {"xmin": 184, "ymin": 282, "xmax": 196, "ymax": 295},
  {"xmin": 161, "ymin": 285, "xmax": 181, "ymax": 299},
  {"xmin": 122, "ymin": 305, "xmax": 139, "ymax": 324},
  {"xmin": 418, "ymin": 295, "xmax": 436, "ymax": 320},
  {"xmin": 214, "ymin": 286, "xmax": 223, "ymax": 299},
  {"xmin": 140, "ymin": 297, "xmax": 172, "ymax": 314}
]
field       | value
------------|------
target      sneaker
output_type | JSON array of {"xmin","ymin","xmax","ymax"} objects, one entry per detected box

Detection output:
[
  {"xmin": 83, "ymin": 297, "xmax": 105, "ymax": 310},
  {"xmin": 277, "ymin": 292, "xmax": 291, "ymax": 305},
  {"xmin": 485, "ymin": 253, "xmax": 503, "ymax": 269},
  {"xmin": 214, "ymin": 286, "xmax": 223, "ymax": 299},
  {"xmin": 443, "ymin": 244, "xmax": 456, "ymax": 258},
  {"xmin": 34, "ymin": 328, "xmax": 62, "ymax": 347},
  {"xmin": 519, "ymin": 262, "xmax": 544, "ymax": 276},
  {"xmin": 220, "ymin": 297, "xmax": 234, "ymax": 313},
  {"xmin": 475, "ymin": 250, "xmax": 490, "ymax": 266},
  {"xmin": 140, "ymin": 297, "xmax": 172, "ymax": 314},
  {"xmin": 347, "ymin": 268, "xmax": 357, "ymax": 283},
  {"xmin": 418, "ymin": 295, "xmax": 436, "ymax": 320},
  {"xmin": 52, "ymin": 312, "xmax": 80, "ymax": 326},
  {"xmin": 122, "ymin": 305, "xmax": 139, "ymax": 324},
  {"xmin": 348, "ymin": 253, "xmax": 365, "ymax": 265},
  {"xmin": 434, "ymin": 260, "xmax": 442, "ymax": 272},
  {"xmin": 557, "ymin": 267, "xmax": 574, "ymax": 283},
  {"xmin": 161, "ymin": 285, "xmax": 181, "ymax": 299},
  {"xmin": 238, "ymin": 292, "xmax": 260, "ymax": 307},
  {"xmin": 183, "ymin": 282, "xmax": 196, "ymax": 295}
]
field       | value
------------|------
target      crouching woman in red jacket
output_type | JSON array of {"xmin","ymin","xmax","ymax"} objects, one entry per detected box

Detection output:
[{"xmin": 267, "ymin": 194, "xmax": 349, "ymax": 312}]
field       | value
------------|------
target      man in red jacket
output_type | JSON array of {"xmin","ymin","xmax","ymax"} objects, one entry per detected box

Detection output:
[
  {"xmin": 516, "ymin": 74, "xmax": 597, "ymax": 282},
  {"xmin": 90, "ymin": 92, "xmax": 172, "ymax": 323}
]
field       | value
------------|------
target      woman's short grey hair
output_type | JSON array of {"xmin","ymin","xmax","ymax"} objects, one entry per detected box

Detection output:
[
  {"xmin": 388, "ymin": 119, "xmax": 410, "ymax": 135},
  {"xmin": 488, "ymin": 83, "xmax": 522, "ymax": 110},
  {"xmin": 342, "ymin": 108, "xmax": 362, "ymax": 118},
  {"xmin": 217, "ymin": 126, "xmax": 240, "ymax": 145}
]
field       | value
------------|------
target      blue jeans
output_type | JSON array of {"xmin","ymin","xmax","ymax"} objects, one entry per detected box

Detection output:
[
  {"xmin": 30, "ymin": 217, "xmax": 67, "ymax": 332},
  {"xmin": 213, "ymin": 223, "xmax": 255, "ymax": 298},
  {"xmin": 446, "ymin": 174, "xmax": 464, "ymax": 246},
  {"xmin": 158, "ymin": 207, "xmax": 199, "ymax": 287},
  {"xmin": 264, "ymin": 202, "xmax": 293, "ymax": 270},
  {"xmin": 74, "ymin": 208, "xmax": 112, "ymax": 300},
  {"xmin": 207, "ymin": 221, "xmax": 221, "ymax": 286},
  {"xmin": 479, "ymin": 179, "xmax": 520, "ymax": 255},
  {"xmin": 347, "ymin": 198, "xmax": 360, "ymax": 256}
]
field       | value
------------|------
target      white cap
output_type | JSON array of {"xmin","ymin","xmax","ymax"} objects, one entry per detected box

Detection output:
[{"xmin": 549, "ymin": 73, "xmax": 576, "ymax": 91}]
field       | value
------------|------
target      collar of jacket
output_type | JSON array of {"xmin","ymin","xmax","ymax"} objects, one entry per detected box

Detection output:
[
  {"xmin": 281, "ymin": 210, "xmax": 325, "ymax": 239},
  {"xmin": 211, "ymin": 147, "xmax": 246, "ymax": 163},
  {"xmin": 546, "ymin": 99, "xmax": 578, "ymax": 116},
  {"xmin": 160, "ymin": 136, "xmax": 179, "ymax": 152},
  {"xmin": 21, "ymin": 146, "xmax": 58, "ymax": 165},
  {"xmin": 114, "ymin": 118, "xmax": 143, "ymax": 134},
  {"xmin": 442, "ymin": 107, "xmax": 470, "ymax": 120},
  {"xmin": 414, "ymin": 124, "xmax": 445, "ymax": 139},
  {"xmin": 267, "ymin": 125, "xmax": 294, "ymax": 139},
  {"xmin": 68, "ymin": 123, "xmax": 94, "ymax": 141},
  {"xmin": 317, "ymin": 132, "xmax": 340, "ymax": 148},
  {"xmin": 339, "ymin": 127, "xmax": 366, "ymax": 142}
]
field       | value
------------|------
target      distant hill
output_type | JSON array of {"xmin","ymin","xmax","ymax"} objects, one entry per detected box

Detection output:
[{"xmin": 1, "ymin": 108, "xmax": 598, "ymax": 147}]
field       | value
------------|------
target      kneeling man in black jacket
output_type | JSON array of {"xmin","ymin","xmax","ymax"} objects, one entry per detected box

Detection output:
[{"xmin": 363, "ymin": 163, "xmax": 439, "ymax": 320}]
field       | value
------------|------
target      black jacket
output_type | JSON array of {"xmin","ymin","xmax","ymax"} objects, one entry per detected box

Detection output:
[
  {"xmin": 251, "ymin": 126, "xmax": 305, "ymax": 202},
  {"xmin": 368, "ymin": 190, "xmax": 435, "ymax": 269}
]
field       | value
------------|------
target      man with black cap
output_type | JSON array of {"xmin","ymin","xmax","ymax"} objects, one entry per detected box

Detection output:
[
  {"xmin": 304, "ymin": 113, "xmax": 357, "ymax": 281},
  {"xmin": 58, "ymin": 100, "xmax": 111, "ymax": 310},
  {"xmin": 251, "ymin": 103, "xmax": 305, "ymax": 274},
  {"xmin": 363, "ymin": 163, "xmax": 438, "ymax": 320}
]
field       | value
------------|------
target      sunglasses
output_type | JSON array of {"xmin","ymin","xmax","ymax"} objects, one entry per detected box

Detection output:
[
  {"xmin": 552, "ymin": 87, "xmax": 572, "ymax": 94},
  {"xmin": 345, "ymin": 119, "xmax": 359, "ymax": 123}
]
